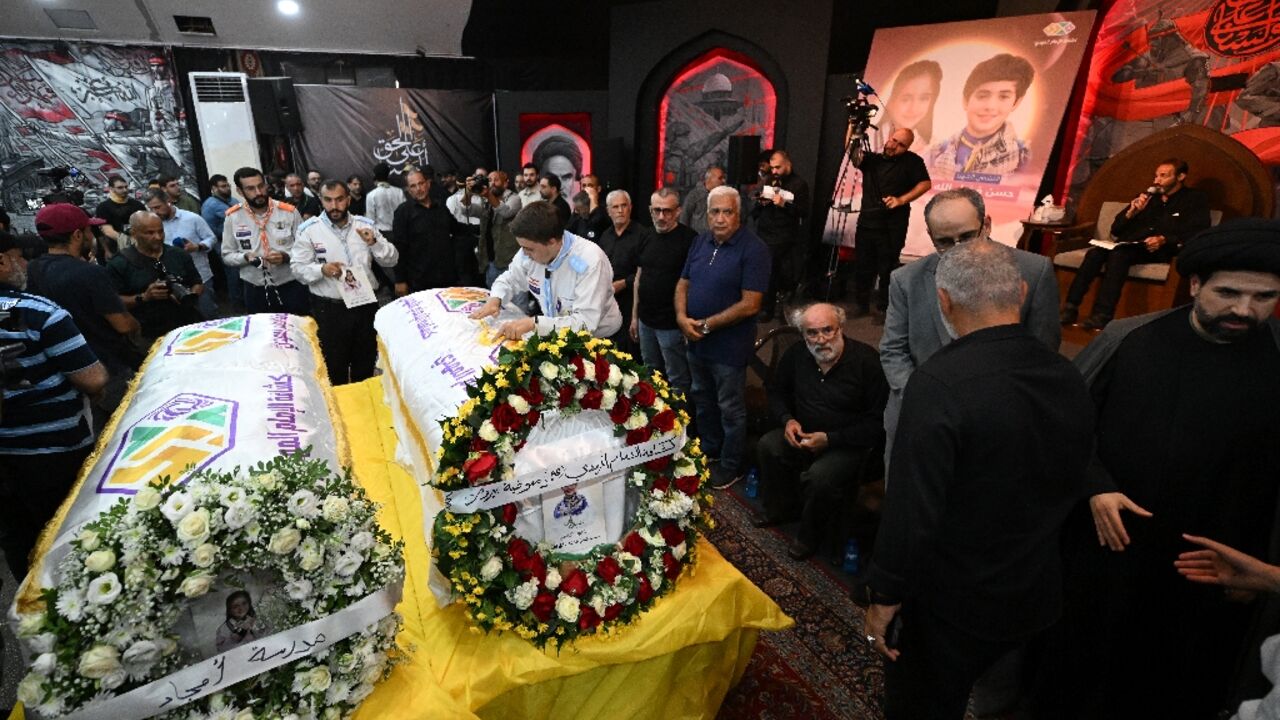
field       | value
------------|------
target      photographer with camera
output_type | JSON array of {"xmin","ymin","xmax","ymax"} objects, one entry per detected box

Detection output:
[
  {"xmin": 0, "ymin": 229, "xmax": 108, "ymax": 581},
  {"xmin": 848, "ymin": 119, "xmax": 932, "ymax": 322},
  {"xmin": 144, "ymin": 188, "xmax": 219, "ymax": 319},
  {"xmin": 459, "ymin": 170, "xmax": 521, "ymax": 288},
  {"xmin": 449, "ymin": 166, "xmax": 489, "ymax": 286},
  {"xmin": 108, "ymin": 211, "xmax": 204, "ymax": 346}
]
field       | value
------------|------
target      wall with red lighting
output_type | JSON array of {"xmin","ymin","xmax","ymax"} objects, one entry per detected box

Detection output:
[{"xmin": 609, "ymin": 0, "xmax": 833, "ymax": 214}]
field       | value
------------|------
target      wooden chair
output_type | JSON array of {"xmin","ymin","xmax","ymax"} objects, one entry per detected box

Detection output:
[{"xmin": 1050, "ymin": 124, "xmax": 1274, "ymax": 345}]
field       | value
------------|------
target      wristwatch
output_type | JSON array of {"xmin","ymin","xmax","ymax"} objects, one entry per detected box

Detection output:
[{"xmin": 699, "ymin": 320, "xmax": 711, "ymax": 335}]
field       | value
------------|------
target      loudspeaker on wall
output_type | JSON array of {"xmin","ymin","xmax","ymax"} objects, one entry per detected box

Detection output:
[{"xmin": 247, "ymin": 77, "xmax": 303, "ymax": 135}]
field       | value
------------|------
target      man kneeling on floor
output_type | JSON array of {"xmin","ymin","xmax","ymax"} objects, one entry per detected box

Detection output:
[{"xmin": 753, "ymin": 302, "xmax": 888, "ymax": 560}]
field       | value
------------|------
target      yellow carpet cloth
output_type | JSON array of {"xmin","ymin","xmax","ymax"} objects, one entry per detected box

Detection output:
[{"xmin": 10, "ymin": 378, "xmax": 791, "ymax": 720}]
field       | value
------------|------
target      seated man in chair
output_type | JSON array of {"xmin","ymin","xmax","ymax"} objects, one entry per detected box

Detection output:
[
  {"xmin": 753, "ymin": 302, "xmax": 888, "ymax": 560},
  {"xmin": 1060, "ymin": 158, "xmax": 1211, "ymax": 330}
]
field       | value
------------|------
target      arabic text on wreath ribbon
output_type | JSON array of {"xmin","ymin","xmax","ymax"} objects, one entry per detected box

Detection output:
[{"xmin": 442, "ymin": 432, "xmax": 685, "ymax": 513}]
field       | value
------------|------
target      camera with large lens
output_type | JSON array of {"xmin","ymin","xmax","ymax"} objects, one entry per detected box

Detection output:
[
  {"xmin": 154, "ymin": 261, "xmax": 197, "ymax": 307},
  {"xmin": 842, "ymin": 78, "xmax": 880, "ymax": 141},
  {"xmin": 469, "ymin": 173, "xmax": 489, "ymax": 192}
]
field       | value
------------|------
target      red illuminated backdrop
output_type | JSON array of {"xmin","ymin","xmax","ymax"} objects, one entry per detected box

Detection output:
[
  {"xmin": 656, "ymin": 48, "xmax": 776, "ymax": 199},
  {"xmin": 519, "ymin": 112, "xmax": 592, "ymax": 203}
]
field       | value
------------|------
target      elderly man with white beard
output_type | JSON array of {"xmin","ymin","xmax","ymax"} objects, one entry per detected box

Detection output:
[{"xmin": 753, "ymin": 302, "xmax": 889, "ymax": 560}]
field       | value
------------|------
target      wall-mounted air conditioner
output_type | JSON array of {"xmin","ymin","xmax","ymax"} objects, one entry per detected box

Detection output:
[{"xmin": 189, "ymin": 72, "xmax": 260, "ymax": 187}]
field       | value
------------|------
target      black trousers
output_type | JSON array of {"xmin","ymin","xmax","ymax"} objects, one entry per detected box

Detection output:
[
  {"xmin": 311, "ymin": 296, "xmax": 378, "ymax": 386},
  {"xmin": 854, "ymin": 223, "xmax": 908, "ymax": 311},
  {"xmin": 884, "ymin": 605, "xmax": 1021, "ymax": 720},
  {"xmin": 244, "ymin": 279, "xmax": 311, "ymax": 316},
  {"xmin": 756, "ymin": 428, "xmax": 869, "ymax": 547},
  {"xmin": 0, "ymin": 445, "xmax": 91, "ymax": 580},
  {"xmin": 1065, "ymin": 244, "xmax": 1173, "ymax": 318}
]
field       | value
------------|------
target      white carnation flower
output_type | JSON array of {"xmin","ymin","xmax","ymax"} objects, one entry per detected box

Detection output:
[
  {"xmin": 122, "ymin": 640, "xmax": 160, "ymax": 675},
  {"xmin": 624, "ymin": 412, "xmax": 647, "ymax": 430},
  {"xmin": 17, "ymin": 673, "xmax": 44, "ymax": 707},
  {"xmin": 288, "ymin": 489, "xmax": 321, "ymax": 518},
  {"xmin": 600, "ymin": 389, "xmax": 617, "ymax": 410},
  {"xmin": 607, "ymin": 364, "xmax": 623, "ymax": 386},
  {"xmin": 16, "ymin": 612, "xmax": 45, "ymax": 638},
  {"xmin": 672, "ymin": 541, "xmax": 688, "ymax": 561},
  {"xmin": 650, "ymin": 491, "xmax": 695, "ymax": 520},
  {"xmin": 589, "ymin": 594, "xmax": 607, "ymax": 617},
  {"xmin": 544, "ymin": 567, "xmax": 562, "ymax": 590},
  {"xmin": 325, "ymin": 679, "xmax": 353, "ymax": 705},
  {"xmin": 322, "ymin": 496, "xmax": 350, "ymax": 523},
  {"xmin": 638, "ymin": 526, "xmax": 666, "ymax": 547},
  {"xmin": 621, "ymin": 371, "xmax": 639, "ymax": 391},
  {"xmin": 479, "ymin": 420, "xmax": 499, "ymax": 442},
  {"xmin": 87, "ymin": 572, "xmax": 122, "ymax": 605},
  {"xmin": 649, "ymin": 569, "xmax": 664, "ymax": 591},
  {"xmin": 507, "ymin": 394, "xmax": 530, "ymax": 414},
  {"xmin": 286, "ymin": 579, "xmax": 313, "ymax": 600},
  {"xmin": 350, "ymin": 531, "xmax": 376, "ymax": 552},
  {"xmin": 160, "ymin": 491, "xmax": 195, "ymax": 523},
  {"xmin": 554, "ymin": 594, "xmax": 581, "ymax": 623},
  {"xmin": 617, "ymin": 551, "xmax": 642, "ymax": 574},
  {"xmin": 480, "ymin": 555, "xmax": 503, "ymax": 581},
  {"xmin": 505, "ymin": 579, "xmax": 538, "ymax": 610},
  {"xmin": 28, "ymin": 633, "xmax": 55, "ymax": 655},
  {"xmin": 256, "ymin": 470, "xmax": 281, "ymax": 490}
]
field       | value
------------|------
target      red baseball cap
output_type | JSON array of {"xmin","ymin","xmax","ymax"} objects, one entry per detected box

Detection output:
[{"xmin": 34, "ymin": 202, "xmax": 106, "ymax": 238}]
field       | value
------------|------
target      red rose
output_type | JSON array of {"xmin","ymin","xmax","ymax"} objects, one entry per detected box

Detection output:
[
  {"xmin": 660, "ymin": 523, "xmax": 686, "ymax": 547},
  {"xmin": 622, "ymin": 531, "xmax": 646, "ymax": 557},
  {"xmin": 558, "ymin": 385, "xmax": 575, "ymax": 408},
  {"xmin": 626, "ymin": 426, "xmax": 652, "ymax": 445},
  {"xmin": 518, "ymin": 552, "xmax": 547, "ymax": 583},
  {"xmin": 604, "ymin": 603, "xmax": 624, "ymax": 621},
  {"xmin": 571, "ymin": 356, "xmax": 586, "ymax": 379},
  {"xmin": 652, "ymin": 476, "xmax": 670, "ymax": 493},
  {"xmin": 531, "ymin": 591, "xmax": 556, "ymax": 622},
  {"xmin": 470, "ymin": 436, "xmax": 490, "ymax": 452},
  {"xmin": 492, "ymin": 403, "xmax": 521, "ymax": 433},
  {"xmin": 662, "ymin": 551, "xmax": 682, "ymax": 580},
  {"xmin": 651, "ymin": 409, "xmax": 677, "ymax": 433},
  {"xmin": 526, "ymin": 409, "xmax": 541, "ymax": 427},
  {"xmin": 644, "ymin": 455, "xmax": 670, "ymax": 472},
  {"xmin": 608, "ymin": 395, "xmax": 632, "ymax": 425},
  {"xmin": 520, "ymin": 383, "xmax": 544, "ymax": 406},
  {"xmin": 507, "ymin": 537, "xmax": 532, "ymax": 563},
  {"xmin": 463, "ymin": 452, "xmax": 498, "ymax": 484},
  {"xmin": 560, "ymin": 568, "xmax": 589, "ymax": 597},
  {"xmin": 634, "ymin": 381, "xmax": 657, "ymax": 407},
  {"xmin": 637, "ymin": 574, "xmax": 654, "ymax": 603},
  {"xmin": 580, "ymin": 388, "xmax": 604, "ymax": 410},
  {"xmin": 593, "ymin": 355, "xmax": 611, "ymax": 384},
  {"xmin": 578, "ymin": 605, "xmax": 601, "ymax": 631},
  {"xmin": 501, "ymin": 503, "xmax": 518, "ymax": 525},
  {"xmin": 674, "ymin": 474, "xmax": 700, "ymax": 496},
  {"xmin": 596, "ymin": 556, "xmax": 622, "ymax": 584}
]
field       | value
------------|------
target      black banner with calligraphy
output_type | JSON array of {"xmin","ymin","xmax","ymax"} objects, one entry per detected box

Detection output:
[{"xmin": 292, "ymin": 86, "xmax": 494, "ymax": 183}]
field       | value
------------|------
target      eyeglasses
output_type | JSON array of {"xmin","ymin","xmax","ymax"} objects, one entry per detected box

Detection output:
[
  {"xmin": 803, "ymin": 325, "xmax": 839, "ymax": 340},
  {"xmin": 933, "ymin": 228, "xmax": 984, "ymax": 249}
]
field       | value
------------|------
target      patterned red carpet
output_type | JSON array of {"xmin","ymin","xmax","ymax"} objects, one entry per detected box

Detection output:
[{"xmin": 710, "ymin": 489, "xmax": 888, "ymax": 720}]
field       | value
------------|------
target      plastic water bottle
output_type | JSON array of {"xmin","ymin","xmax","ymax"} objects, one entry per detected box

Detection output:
[
  {"xmin": 842, "ymin": 538, "xmax": 861, "ymax": 575},
  {"xmin": 743, "ymin": 467, "xmax": 759, "ymax": 498}
]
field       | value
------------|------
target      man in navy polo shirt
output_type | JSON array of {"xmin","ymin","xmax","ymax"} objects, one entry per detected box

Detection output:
[
  {"xmin": 0, "ymin": 230, "xmax": 108, "ymax": 580},
  {"xmin": 675, "ymin": 186, "xmax": 771, "ymax": 490}
]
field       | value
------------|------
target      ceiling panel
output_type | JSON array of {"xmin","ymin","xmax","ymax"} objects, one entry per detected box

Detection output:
[{"xmin": 0, "ymin": 0, "xmax": 470, "ymax": 56}]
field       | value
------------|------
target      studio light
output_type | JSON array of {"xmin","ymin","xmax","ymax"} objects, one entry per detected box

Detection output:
[{"xmin": 277, "ymin": 0, "xmax": 300, "ymax": 16}]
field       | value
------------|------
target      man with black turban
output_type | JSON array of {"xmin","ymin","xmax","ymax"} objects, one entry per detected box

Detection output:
[{"xmin": 1034, "ymin": 218, "xmax": 1280, "ymax": 718}]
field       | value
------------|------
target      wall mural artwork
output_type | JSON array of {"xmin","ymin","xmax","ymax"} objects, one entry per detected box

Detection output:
[
  {"xmin": 656, "ymin": 48, "xmax": 776, "ymax": 201},
  {"xmin": 0, "ymin": 41, "xmax": 197, "ymax": 230},
  {"xmin": 1062, "ymin": 0, "xmax": 1280, "ymax": 204},
  {"xmin": 520, "ymin": 113, "xmax": 592, "ymax": 204}
]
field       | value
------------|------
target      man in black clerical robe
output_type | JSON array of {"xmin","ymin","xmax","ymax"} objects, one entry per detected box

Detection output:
[{"xmin": 1034, "ymin": 219, "xmax": 1280, "ymax": 719}]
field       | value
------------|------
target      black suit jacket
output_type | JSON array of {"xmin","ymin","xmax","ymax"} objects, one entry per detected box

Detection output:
[{"xmin": 867, "ymin": 324, "xmax": 1095, "ymax": 641}]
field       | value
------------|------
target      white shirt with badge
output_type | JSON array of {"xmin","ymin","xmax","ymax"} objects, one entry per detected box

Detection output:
[
  {"xmin": 290, "ymin": 213, "xmax": 398, "ymax": 307},
  {"xmin": 489, "ymin": 231, "xmax": 622, "ymax": 337},
  {"xmin": 220, "ymin": 200, "xmax": 302, "ymax": 287}
]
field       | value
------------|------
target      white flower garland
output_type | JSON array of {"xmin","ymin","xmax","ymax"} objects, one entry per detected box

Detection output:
[{"xmin": 14, "ymin": 453, "xmax": 406, "ymax": 719}]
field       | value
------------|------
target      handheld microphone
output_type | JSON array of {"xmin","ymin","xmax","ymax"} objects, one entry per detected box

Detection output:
[{"xmin": 1143, "ymin": 185, "xmax": 1162, "ymax": 196}]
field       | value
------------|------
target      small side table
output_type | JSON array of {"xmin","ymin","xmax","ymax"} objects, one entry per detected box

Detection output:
[{"xmin": 1016, "ymin": 219, "xmax": 1088, "ymax": 257}]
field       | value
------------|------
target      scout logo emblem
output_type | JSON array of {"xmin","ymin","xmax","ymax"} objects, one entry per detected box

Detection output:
[
  {"xmin": 164, "ymin": 317, "xmax": 251, "ymax": 356},
  {"xmin": 436, "ymin": 287, "xmax": 491, "ymax": 314},
  {"xmin": 96, "ymin": 393, "xmax": 239, "ymax": 494}
]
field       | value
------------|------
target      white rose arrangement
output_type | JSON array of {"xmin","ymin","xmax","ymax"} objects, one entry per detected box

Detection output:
[{"xmin": 15, "ymin": 453, "xmax": 406, "ymax": 719}]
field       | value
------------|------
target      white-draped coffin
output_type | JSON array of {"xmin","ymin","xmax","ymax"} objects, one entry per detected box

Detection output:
[{"xmin": 374, "ymin": 288, "xmax": 632, "ymax": 607}]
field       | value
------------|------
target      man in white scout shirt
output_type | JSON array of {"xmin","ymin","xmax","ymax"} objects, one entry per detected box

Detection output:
[
  {"xmin": 220, "ymin": 166, "xmax": 310, "ymax": 315},
  {"xmin": 470, "ymin": 200, "xmax": 621, "ymax": 340},
  {"xmin": 291, "ymin": 179, "xmax": 398, "ymax": 385}
]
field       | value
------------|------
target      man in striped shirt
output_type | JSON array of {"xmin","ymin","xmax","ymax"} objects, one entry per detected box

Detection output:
[{"xmin": 0, "ymin": 231, "xmax": 107, "ymax": 580}]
